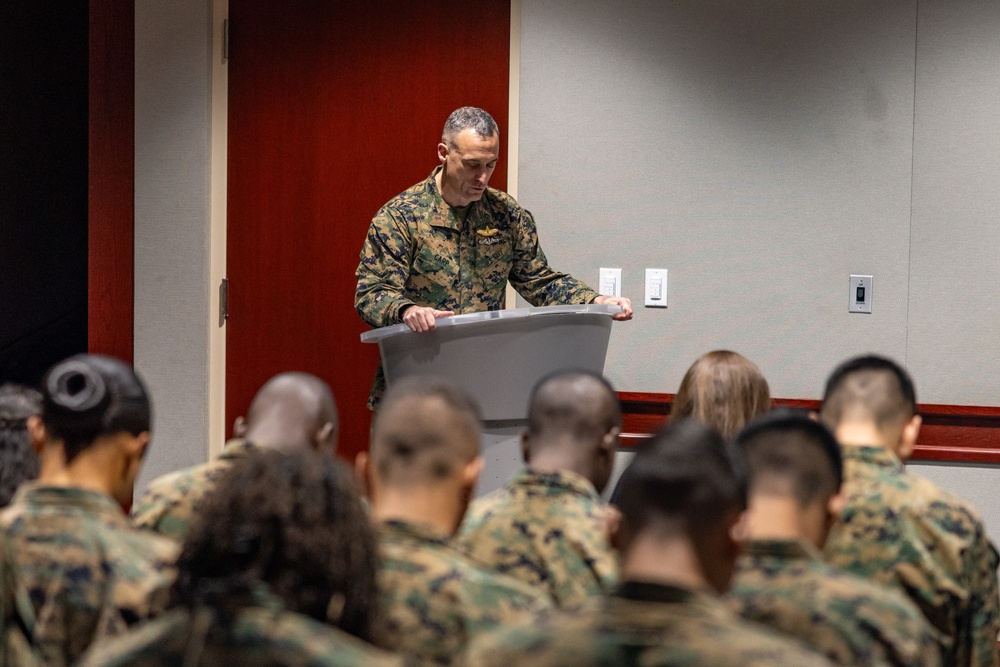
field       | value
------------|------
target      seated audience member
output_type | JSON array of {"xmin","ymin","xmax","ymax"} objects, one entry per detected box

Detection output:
[
  {"xmin": 1, "ymin": 536, "xmax": 36, "ymax": 667},
  {"xmin": 0, "ymin": 385, "xmax": 41, "ymax": 507},
  {"xmin": 465, "ymin": 419, "xmax": 832, "ymax": 667},
  {"xmin": 357, "ymin": 376, "xmax": 549, "ymax": 666},
  {"xmin": 671, "ymin": 350, "xmax": 771, "ymax": 439},
  {"xmin": 133, "ymin": 371, "xmax": 337, "ymax": 539},
  {"xmin": 78, "ymin": 451, "xmax": 402, "ymax": 667},
  {"xmin": 458, "ymin": 370, "xmax": 619, "ymax": 610},
  {"xmin": 728, "ymin": 409, "xmax": 941, "ymax": 666},
  {"xmin": 821, "ymin": 355, "xmax": 1000, "ymax": 667},
  {"xmin": 1, "ymin": 355, "xmax": 177, "ymax": 667}
]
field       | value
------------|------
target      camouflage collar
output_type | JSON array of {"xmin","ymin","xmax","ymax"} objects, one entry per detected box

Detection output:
[
  {"xmin": 615, "ymin": 580, "xmax": 696, "ymax": 604},
  {"xmin": 13, "ymin": 484, "xmax": 127, "ymax": 523},
  {"xmin": 424, "ymin": 166, "xmax": 496, "ymax": 233},
  {"xmin": 742, "ymin": 538, "xmax": 822, "ymax": 563},
  {"xmin": 379, "ymin": 518, "xmax": 453, "ymax": 547},
  {"xmin": 609, "ymin": 581, "xmax": 726, "ymax": 626},
  {"xmin": 840, "ymin": 445, "xmax": 903, "ymax": 471},
  {"xmin": 511, "ymin": 468, "xmax": 602, "ymax": 501},
  {"xmin": 219, "ymin": 438, "xmax": 258, "ymax": 461}
]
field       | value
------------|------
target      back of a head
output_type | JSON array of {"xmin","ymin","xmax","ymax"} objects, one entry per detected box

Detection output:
[
  {"xmin": 616, "ymin": 419, "xmax": 747, "ymax": 544},
  {"xmin": 174, "ymin": 450, "xmax": 379, "ymax": 642},
  {"xmin": 527, "ymin": 370, "xmax": 621, "ymax": 442},
  {"xmin": 243, "ymin": 372, "xmax": 338, "ymax": 452},
  {"xmin": 0, "ymin": 384, "xmax": 41, "ymax": 507},
  {"xmin": 820, "ymin": 355, "xmax": 916, "ymax": 435},
  {"xmin": 442, "ymin": 106, "xmax": 499, "ymax": 145},
  {"xmin": 370, "ymin": 376, "xmax": 482, "ymax": 488},
  {"xmin": 39, "ymin": 354, "xmax": 151, "ymax": 463},
  {"xmin": 736, "ymin": 408, "xmax": 843, "ymax": 508},
  {"xmin": 671, "ymin": 350, "xmax": 771, "ymax": 440}
]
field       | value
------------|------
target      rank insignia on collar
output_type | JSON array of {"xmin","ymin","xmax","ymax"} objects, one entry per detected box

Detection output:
[{"xmin": 476, "ymin": 227, "xmax": 499, "ymax": 238}]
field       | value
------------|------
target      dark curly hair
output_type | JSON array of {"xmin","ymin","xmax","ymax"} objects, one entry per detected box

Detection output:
[
  {"xmin": 172, "ymin": 450, "xmax": 380, "ymax": 643},
  {"xmin": 0, "ymin": 384, "xmax": 41, "ymax": 507}
]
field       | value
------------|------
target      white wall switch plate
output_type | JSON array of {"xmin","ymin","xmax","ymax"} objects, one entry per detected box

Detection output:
[
  {"xmin": 849, "ymin": 275, "xmax": 873, "ymax": 313},
  {"xmin": 599, "ymin": 268, "xmax": 622, "ymax": 297},
  {"xmin": 645, "ymin": 268, "xmax": 667, "ymax": 307}
]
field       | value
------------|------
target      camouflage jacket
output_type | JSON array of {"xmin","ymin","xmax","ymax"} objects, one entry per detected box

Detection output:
[
  {"xmin": 463, "ymin": 580, "xmax": 834, "ymax": 667},
  {"xmin": 355, "ymin": 167, "xmax": 598, "ymax": 408},
  {"xmin": 823, "ymin": 446, "xmax": 1000, "ymax": 667},
  {"xmin": 1, "ymin": 536, "xmax": 36, "ymax": 667},
  {"xmin": 457, "ymin": 469, "xmax": 617, "ymax": 610},
  {"xmin": 131, "ymin": 439, "xmax": 257, "ymax": 540},
  {"xmin": 377, "ymin": 519, "xmax": 549, "ymax": 666},
  {"xmin": 0, "ymin": 485, "xmax": 178, "ymax": 667},
  {"xmin": 76, "ymin": 586, "xmax": 404, "ymax": 667},
  {"xmin": 729, "ymin": 538, "xmax": 942, "ymax": 666}
]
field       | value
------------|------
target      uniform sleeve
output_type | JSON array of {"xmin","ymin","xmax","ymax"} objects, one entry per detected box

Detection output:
[
  {"xmin": 355, "ymin": 208, "xmax": 418, "ymax": 328},
  {"xmin": 507, "ymin": 207, "xmax": 598, "ymax": 307},
  {"xmin": 962, "ymin": 527, "xmax": 1000, "ymax": 667}
]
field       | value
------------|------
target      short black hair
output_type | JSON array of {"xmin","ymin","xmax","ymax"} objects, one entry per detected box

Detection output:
[
  {"xmin": 39, "ymin": 354, "xmax": 151, "ymax": 463},
  {"xmin": 821, "ymin": 355, "xmax": 916, "ymax": 432},
  {"xmin": 615, "ymin": 419, "xmax": 747, "ymax": 539},
  {"xmin": 526, "ymin": 369, "xmax": 621, "ymax": 442},
  {"xmin": 0, "ymin": 384, "xmax": 41, "ymax": 507},
  {"xmin": 736, "ymin": 408, "xmax": 842, "ymax": 506}
]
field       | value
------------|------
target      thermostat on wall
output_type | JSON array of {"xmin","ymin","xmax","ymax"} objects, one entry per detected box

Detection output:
[{"xmin": 849, "ymin": 275, "xmax": 873, "ymax": 314}]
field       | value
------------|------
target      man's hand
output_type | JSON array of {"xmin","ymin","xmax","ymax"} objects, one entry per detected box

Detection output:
[
  {"xmin": 593, "ymin": 295, "xmax": 633, "ymax": 321},
  {"xmin": 401, "ymin": 305, "xmax": 455, "ymax": 332}
]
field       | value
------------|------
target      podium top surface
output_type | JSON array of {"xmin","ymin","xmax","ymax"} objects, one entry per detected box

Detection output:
[{"xmin": 360, "ymin": 303, "xmax": 622, "ymax": 344}]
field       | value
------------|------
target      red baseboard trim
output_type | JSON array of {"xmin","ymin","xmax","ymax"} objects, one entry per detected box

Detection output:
[{"xmin": 618, "ymin": 392, "xmax": 1000, "ymax": 465}]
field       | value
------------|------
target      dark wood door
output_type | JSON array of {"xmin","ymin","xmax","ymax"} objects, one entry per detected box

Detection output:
[{"xmin": 226, "ymin": 1, "xmax": 510, "ymax": 461}]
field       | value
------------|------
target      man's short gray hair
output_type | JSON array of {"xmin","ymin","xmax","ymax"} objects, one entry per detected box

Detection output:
[{"xmin": 442, "ymin": 107, "xmax": 499, "ymax": 146}]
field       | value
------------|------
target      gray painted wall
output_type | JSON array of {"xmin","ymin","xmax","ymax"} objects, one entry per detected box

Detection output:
[
  {"xmin": 134, "ymin": 0, "xmax": 213, "ymax": 490},
  {"xmin": 519, "ymin": 0, "xmax": 1000, "ymax": 535}
]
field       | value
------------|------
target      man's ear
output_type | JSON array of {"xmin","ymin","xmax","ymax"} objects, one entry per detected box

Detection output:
[
  {"xmin": 27, "ymin": 416, "xmax": 47, "ymax": 454},
  {"xmin": 462, "ymin": 456, "xmax": 485, "ymax": 490},
  {"xmin": 898, "ymin": 414, "xmax": 921, "ymax": 460},
  {"xmin": 600, "ymin": 427, "xmax": 620, "ymax": 463},
  {"xmin": 233, "ymin": 416, "xmax": 247, "ymax": 439},
  {"xmin": 437, "ymin": 142, "xmax": 449, "ymax": 164},
  {"xmin": 826, "ymin": 489, "xmax": 847, "ymax": 521},
  {"xmin": 355, "ymin": 451, "xmax": 372, "ymax": 498},
  {"xmin": 604, "ymin": 505, "xmax": 623, "ymax": 552},
  {"xmin": 314, "ymin": 421, "xmax": 336, "ymax": 455},
  {"xmin": 519, "ymin": 432, "xmax": 531, "ymax": 465},
  {"xmin": 125, "ymin": 431, "xmax": 151, "ymax": 461}
]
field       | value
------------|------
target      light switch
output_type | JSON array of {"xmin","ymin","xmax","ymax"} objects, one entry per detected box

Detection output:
[
  {"xmin": 599, "ymin": 268, "xmax": 622, "ymax": 297},
  {"xmin": 645, "ymin": 268, "xmax": 667, "ymax": 308},
  {"xmin": 849, "ymin": 275, "xmax": 873, "ymax": 314}
]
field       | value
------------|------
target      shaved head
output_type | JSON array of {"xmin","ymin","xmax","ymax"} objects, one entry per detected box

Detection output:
[
  {"xmin": 241, "ymin": 372, "xmax": 338, "ymax": 454},
  {"xmin": 820, "ymin": 356, "xmax": 916, "ymax": 436},
  {"xmin": 371, "ymin": 376, "xmax": 481, "ymax": 487}
]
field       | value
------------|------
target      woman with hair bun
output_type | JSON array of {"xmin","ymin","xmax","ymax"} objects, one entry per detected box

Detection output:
[{"xmin": 0, "ymin": 354, "xmax": 177, "ymax": 667}]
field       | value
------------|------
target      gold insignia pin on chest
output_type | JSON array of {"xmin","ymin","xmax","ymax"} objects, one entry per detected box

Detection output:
[{"xmin": 476, "ymin": 227, "xmax": 499, "ymax": 238}]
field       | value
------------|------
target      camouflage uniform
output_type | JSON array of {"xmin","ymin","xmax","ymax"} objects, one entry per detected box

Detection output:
[
  {"xmin": 355, "ymin": 167, "xmax": 598, "ymax": 408},
  {"xmin": 729, "ymin": 538, "xmax": 942, "ymax": 666},
  {"xmin": 377, "ymin": 519, "xmax": 549, "ymax": 666},
  {"xmin": 1, "ymin": 536, "xmax": 36, "ymax": 667},
  {"xmin": 463, "ymin": 581, "xmax": 834, "ymax": 666},
  {"xmin": 131, "ymin": 439, "xmax": 257, "ymax": 540},
  {"xmin": 0, "ymin": 485, "xmax": 178, "ymax": 667},
  {"xmin": 76, "ymin": 586, "xmax": 404, "ymax": 667},
  {"xmin": 457, "ymin": 469, "xmax": 617, "ymax": 610},
  {"xmin": 824, "ymin": 445, "xmax": 1000, "ymax": 667}
]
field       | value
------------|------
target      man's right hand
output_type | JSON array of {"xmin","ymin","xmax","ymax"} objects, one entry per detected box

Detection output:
[{"xmin": 401, "ymin": 305, "xmax": 455, "ymax": 332}]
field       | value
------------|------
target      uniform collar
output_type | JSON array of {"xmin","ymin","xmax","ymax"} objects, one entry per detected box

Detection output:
[
  {"xmin": 219, "ymin": 438, "xmax": 259, "ymax": 461},
  {"xmin": 742, "ymin": 538, "xmax": 821, "ymax": 562},
  {"xmin": 12, "ymin": 484, "xmax": 128, "ymax": 524},
  {"xmin": 424, "ymin": 166, "xmax": 497, "ymax": 234},
  {"xmin": 378, "ymin": 518, "xmax": 453, "ymax": 547},
  {"xmin": 510, "ymin": 468, "xmax": 602, "ymax": 501},
  {"xmin": 841, "ymin": 445, "xmax": 903, "ymax": 471},
  {"xmin": 615, "ymin": 580, "xmax": 697, "ymax": 604}
]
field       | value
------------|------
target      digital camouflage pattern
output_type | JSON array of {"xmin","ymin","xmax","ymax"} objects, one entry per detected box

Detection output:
[
  {"xmin": 824, "ymin": 446, "xmax": 1000, "ymax": 667},
  {"xmin": 728, "ymin": 538, "xmax": 942, "ymax": 667},
  {"xmin": 355, "ymin": 167, "xmax": 598, "ymax": 408},
  {"xmin": 377, "ymin": 519, "xmax": 549, "ymax": 666},
  {"xmin": 463, "ymin": 581, "xmax": 834, "ymax": 667},
  {"xmin": 76, "ymin": 586, "xmax": 405, "ymax": 667},
  {"xmin": 131, "ymin": 439, "xmax": 257, "ymax": 540},
  {"xmin": 457, "ymin": 469, "xmax": 617, "ymax": 610},
  {"xmin": 0, "ymin": 485, "xmax": 177, "ymax": 667}
]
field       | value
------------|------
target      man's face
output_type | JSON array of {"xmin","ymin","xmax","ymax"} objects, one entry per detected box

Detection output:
[{"xmin": 438, "ymin": 129, "xmax": 499, "ymax": 206}]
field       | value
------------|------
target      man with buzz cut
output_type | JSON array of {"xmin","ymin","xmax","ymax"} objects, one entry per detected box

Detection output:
[
  {"xmin": 357, "ymin": 376, "xmax": 549, "ymax": 667},
  {"xmin": 821, "ymin": 355, "xmax": 1000, "ymax": 667},
  {"xmin": 458, "ymin": 369, "xmax": 620, "ymax": 610},
  {"xmin": 132, "ymin": 371, "xmax": 338, "ymax": 540},
  {"xmin": 354, "ymin": 106, "xmax": 632, "ymax": 409},
  {"xmin": 728, "ymin": 408, "xmax": 942, "ymax": 666},
  {"xmin": 464, "ymin": 419, "xmax": 833, "ymax": 667}
]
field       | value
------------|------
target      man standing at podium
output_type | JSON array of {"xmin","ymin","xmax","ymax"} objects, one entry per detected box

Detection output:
[{"xmin": 355, "ymin": 106, "xmax": 632, "ymax": 408}]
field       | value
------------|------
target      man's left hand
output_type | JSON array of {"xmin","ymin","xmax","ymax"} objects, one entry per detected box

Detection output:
[{"xmin": 593, "ymin": 295, "xmax": 633, "ymax": 320}]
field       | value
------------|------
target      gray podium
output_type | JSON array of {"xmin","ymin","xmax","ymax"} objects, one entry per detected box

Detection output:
[{"xmin": 360, "ymin": 304, "xmax": 621, "ymax": 495}]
